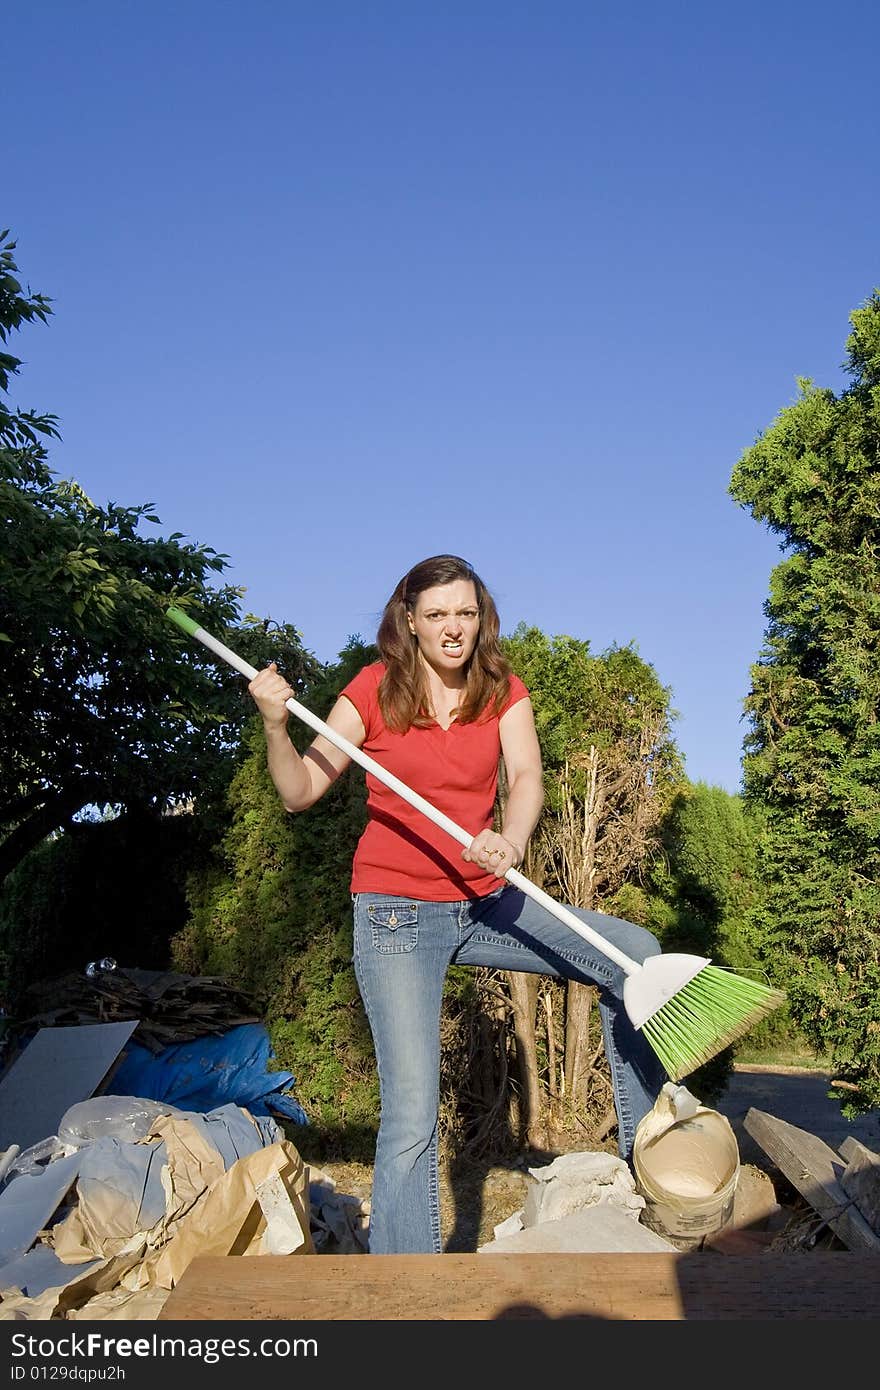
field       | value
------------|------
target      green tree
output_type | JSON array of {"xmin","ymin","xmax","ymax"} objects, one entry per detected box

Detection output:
[
  {"xmin": 173, "ymin": 638, "xmax": 379, "ymax": 1150},
  {"xmin": 0, "ymin": 233, "xmax": 319, "ymax": 885},
  {"xmin": 729, "ymin": 291, "xmax": 880, "ymax": 1110},
  {"xmin": 503, "ymin": 626, "xmax": 683, "ymax": 905},
  {"xmin": 656, "ymin": 783, "xmax": 761, "ymax": 959},
  {"xmin": 640, "ymin": 783, "xmax": 793, "ymax": 1086}
]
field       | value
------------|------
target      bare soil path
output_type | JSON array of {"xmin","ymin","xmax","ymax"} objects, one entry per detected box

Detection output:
[{"xmin": 714, "ymin": 1063, "xmax": 880, "ymax": 1166}]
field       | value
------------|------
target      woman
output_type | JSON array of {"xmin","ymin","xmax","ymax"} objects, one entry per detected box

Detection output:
[{"xmin": 248, "ymin": 554, "xmax": 666, "ymax": 1254}]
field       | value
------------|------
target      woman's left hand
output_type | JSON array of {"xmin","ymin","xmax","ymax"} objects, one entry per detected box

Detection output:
[{"xmin": 463, "ymin": 832, "xmax": 520, "ymax": 878}]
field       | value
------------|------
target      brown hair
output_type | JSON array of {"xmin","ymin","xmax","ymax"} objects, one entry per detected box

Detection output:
[{"xmin": 376, "ymin": 554, "xmax": 511, "ymax": 732}]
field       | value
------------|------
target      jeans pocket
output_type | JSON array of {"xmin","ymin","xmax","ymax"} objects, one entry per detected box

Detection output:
[{"xmin": 367, "ymin": 901, "xmax": 419, "ymax": 954}]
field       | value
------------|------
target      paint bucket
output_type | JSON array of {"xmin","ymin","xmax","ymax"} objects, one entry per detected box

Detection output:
[{"xmin": 633, "ymin": 1082, "xmax": 740, "ymax": 1248}]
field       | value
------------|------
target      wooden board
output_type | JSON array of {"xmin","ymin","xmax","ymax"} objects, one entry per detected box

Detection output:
[
  {"xmin": 838, "ymin": 1137, "xmax": 880, "ymax": 1234},
  {"xmin": 159, "ymin": 1251, "xmax": 880, "ymax": 1321},
  {"xmin": 744, "ymin": 1108, "xmax": 880, "ymax": 1253}
]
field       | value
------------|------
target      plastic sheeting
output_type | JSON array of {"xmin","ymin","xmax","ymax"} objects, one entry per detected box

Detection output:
[
  {"xmin": 0, "ymin": 1108, "xmax": 313, "ymax": 1316},
  {"xmin": 0, "ymin": 1102, "xmax": 288, "ymax": 1299},
  {"xmin": 105, "ymin": 1023, "xmax": 307, "ymax": 1124}
]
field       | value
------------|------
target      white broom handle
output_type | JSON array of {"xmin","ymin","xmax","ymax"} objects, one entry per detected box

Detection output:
[{"xmin": 177, "ymin": 615, "xmax": 639, "ymax": 976}]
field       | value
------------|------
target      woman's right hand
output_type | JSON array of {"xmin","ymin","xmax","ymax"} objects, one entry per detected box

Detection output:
[{"xmin": 248, "ymin": 662, "xmax": 294, "ymax": 730}]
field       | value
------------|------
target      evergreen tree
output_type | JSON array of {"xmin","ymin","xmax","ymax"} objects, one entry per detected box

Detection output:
[
  {"xmin": 174, "ymin": 638, "xmax": 379, "ymax": 1150},
  {"xmin": 729, "ymin": 292, "xmax": 880, "ymax": 1110}
]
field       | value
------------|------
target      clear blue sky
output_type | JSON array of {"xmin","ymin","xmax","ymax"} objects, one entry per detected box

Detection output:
[{"xmin": 6, "ymin": 2, "xmax": 879, "ymax": 792}]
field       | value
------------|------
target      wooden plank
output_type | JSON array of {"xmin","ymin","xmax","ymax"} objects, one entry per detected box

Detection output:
[
  {"xmin": 839, "ymin": 1136, "xmax": 878, "ymax": 1162},
  {"xmin": 743, "ymin": 1108, "xmax": 880, "ymax": 1253},
  {"xmin": 837, "ymin": 1137, "xmax": 880, "ymax": 1234},
  {"xmin": 159, "ymin": 1252, "xmax": 880, "ymax": 1321}
]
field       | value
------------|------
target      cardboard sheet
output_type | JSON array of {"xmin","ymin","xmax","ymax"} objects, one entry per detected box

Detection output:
[
  {"xmin": 0, "ymin": 1022, "xmax": 138, "ymax": 1152},
  {"xmin": 0, "ymin": 1152, "xmax": 81, "ymax": 1263}
]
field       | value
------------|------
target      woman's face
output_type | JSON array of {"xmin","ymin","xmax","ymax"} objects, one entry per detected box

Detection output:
[{"xmin": 407, "ymin": 579, "xmax": 480, "ymax": 675}]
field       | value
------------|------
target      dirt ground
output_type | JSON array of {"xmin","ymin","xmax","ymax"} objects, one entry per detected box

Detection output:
[
  {"xmin": 304, "ymin": 1148, "xmax": 850, "ymax": 1256},
  {"xmin": 295, "ymin": 1062, "xmax": 880, "ymax": 1254},
  {"xmin": 303, "ymin": 1153, "xmax": 534, "ymax": 1251}
]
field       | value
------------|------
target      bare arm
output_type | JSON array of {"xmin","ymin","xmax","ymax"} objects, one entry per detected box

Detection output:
[
  {"xmin": 248, "ymin": 663, "xmax": 365, "ymax": 812},
  {"xmin": 497, "ymin": 696, "xmax": 545, "ymax": 861},
  {"xmin": 461, "ymin": 696, "xmax": 545, "ymax": 875}
]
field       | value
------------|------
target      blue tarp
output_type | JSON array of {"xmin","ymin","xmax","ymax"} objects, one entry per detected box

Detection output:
[{"xmin": 106, "ymin": 1023, "xmax": 308, "ymax": 1124}]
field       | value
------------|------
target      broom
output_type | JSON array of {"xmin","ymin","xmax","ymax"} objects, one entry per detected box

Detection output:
[{"xmin": 165, "ymin": 606, "xmax": 785, "ymax": 1080}]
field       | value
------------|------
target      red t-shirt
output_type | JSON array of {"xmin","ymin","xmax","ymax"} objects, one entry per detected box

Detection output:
[{"xmin": 339, "ymin": 662, "xmax": 530, "ymax": 900}]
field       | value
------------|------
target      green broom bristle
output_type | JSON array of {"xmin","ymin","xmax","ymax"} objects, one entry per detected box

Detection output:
[{"xmin": 641, "ymin": 966, "xmax": 786, "ymax": 1081}]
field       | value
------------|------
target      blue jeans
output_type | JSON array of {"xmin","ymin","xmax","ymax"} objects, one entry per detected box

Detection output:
[{"xmin": 352, "ymin": 885, "xmax": 666, "ymax": 1254}]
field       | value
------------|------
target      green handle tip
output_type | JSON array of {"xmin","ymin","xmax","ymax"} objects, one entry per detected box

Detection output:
[{"xmin": 166, "ymin": 606, "xmax": 201, "ymax": 637}]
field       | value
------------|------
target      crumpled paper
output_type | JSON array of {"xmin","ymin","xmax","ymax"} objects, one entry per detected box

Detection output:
[
  {"xmin": 0, "ymin": 1110, "xmax": 313, "ymax": 1320},
  {"xmin": 128, "ymin": 1138, "xmax": 312, "ymax": 1291},
  {"xmin": 523, "ymin": 1150, "xmax": 647, "ymax": 1226},
  {"xmin": 308, "ymin": 1171, "xmax": 370, "ymax": 1254},
  {"xmin": 486, "ymin": 1150, "xmax": 647, "ymax": 1241}
]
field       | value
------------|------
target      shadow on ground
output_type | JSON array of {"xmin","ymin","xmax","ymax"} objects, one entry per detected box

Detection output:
[{"xmin": 714, "ymin": 1063, "xmax": 880, "ymax": 1166}]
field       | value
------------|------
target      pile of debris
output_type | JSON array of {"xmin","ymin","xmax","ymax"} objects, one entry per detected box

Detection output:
[
  {"xmin": 8, "ymin": 966, "xmax": 261, "ymax": 1053},
  {"xmin": 472, "ymin": 1104, "xmax": 880, "ymax": 1260},
  {"xmin": 0, "ymin": 966, "xmax": 877, "ymax": 1319},
  {"xmin": 0, "ymin": 962, "xmax": 368, "ymax": 1319},
  {"xmin": 0, "ymin": 1097, "xmax": 315, "ymax": 1319}
]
